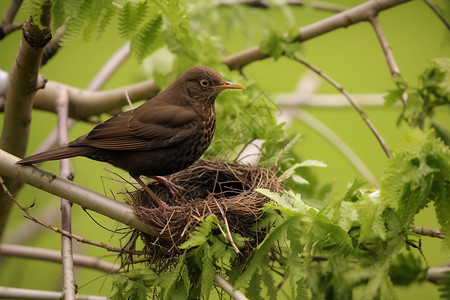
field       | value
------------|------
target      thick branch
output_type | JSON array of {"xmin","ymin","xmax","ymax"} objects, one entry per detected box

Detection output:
[
  {"xmin": 32, "ymin": 79, "xmax": 158, "ymax": 120},
  {"xmin": 223, "ymin": 0, "xmax": 411, "ymax": 70},
  {"xmin": 0, "ymin": 11, "xmax": 52, "ymax": 241},
  {"xmin": 0, "ymin": 244, "xmax": 119, "ymax": 273},
  {"xmin": 0, "ymin": 149, "xmax": 157, "ymax": 236}
]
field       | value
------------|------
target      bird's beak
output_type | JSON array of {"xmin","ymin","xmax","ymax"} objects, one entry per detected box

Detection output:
[{"xmin": 212, "ymin": 81, "xmax": 246, "ymax": 90}]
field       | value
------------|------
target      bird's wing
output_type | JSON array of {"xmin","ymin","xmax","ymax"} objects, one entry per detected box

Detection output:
[{"xmin": 70, "ymin": 106, "xmax": 198, "ymax": 151}]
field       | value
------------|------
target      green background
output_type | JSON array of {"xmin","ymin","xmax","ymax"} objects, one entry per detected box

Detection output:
[{"xmin": 0, "ymin": 0, "xmax": 449, "ymax": 299}]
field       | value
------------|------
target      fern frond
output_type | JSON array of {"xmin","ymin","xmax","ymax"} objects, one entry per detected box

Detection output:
[
  {"xmin": 130, "ymin": 13, "xmax": 163, "ymax": 62},
  {"xmin": 118, "ymin": 1, "xmax": 148, "ymax": 39}
]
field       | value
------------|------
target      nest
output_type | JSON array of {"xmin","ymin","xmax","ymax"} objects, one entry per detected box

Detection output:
[{"xmin": 126, "ymin": 159, "xmax": 281, "ymax": 265}]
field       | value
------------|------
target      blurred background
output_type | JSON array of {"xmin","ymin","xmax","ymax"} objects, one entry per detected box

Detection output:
[{"xmin": 0, "ymin": 0, "xmax": 449, "ymax": 298}]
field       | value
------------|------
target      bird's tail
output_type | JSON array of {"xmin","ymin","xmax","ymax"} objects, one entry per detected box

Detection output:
[{"xmin": 17, "ymin": 146, "xmax": 91, "ymax": 165}]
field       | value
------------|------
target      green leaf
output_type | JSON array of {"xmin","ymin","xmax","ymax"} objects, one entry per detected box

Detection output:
[
  {"xmin": 179, "ymin": 214, "xmax": 218, "ymax": 249},
  {"xmin": 118, "ymin": 1, "xmax": 148, "ymax": 39},
  {"xmin": 200, "ymin": 244, "xmax": 215, "ymax": 300},
  {"xmin": 131, "ymin": 13, "xmax": 163, "ymax": 62}
]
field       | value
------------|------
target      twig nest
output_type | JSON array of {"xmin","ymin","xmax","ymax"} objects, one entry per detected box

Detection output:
[{"xmin": 129, "ymin": 159, "xmax": 281, "ymax": 260}]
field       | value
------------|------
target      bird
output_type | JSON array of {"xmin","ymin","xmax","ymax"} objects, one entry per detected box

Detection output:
[{"xmin": 17, "ymin": 66, "xmax": 246, "ymax": 209}]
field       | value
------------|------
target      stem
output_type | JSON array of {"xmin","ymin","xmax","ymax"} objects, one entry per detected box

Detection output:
[
  {"xmin": 292, "ymin": 55, "xmax": 391, "ymax": 158},
  {"xmin": 0, "ymin": 244, "xmax": 119, "ymax": 273},
  {"xmin": 0, "ymin": 150, "xmax": 157, "ymax": 236}
]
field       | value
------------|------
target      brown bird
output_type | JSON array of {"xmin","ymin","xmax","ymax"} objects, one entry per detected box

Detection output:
[{"xmin": 18, "ymin": 66, "xmax": 246, "ymax": 208}]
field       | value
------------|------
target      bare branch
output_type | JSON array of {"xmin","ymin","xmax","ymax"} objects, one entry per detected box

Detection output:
[
  {"xmin": 0, "ymin": 9, "xmax": 52, "ymax": 241},
  {"xmin": 368, "ymin": 14, "xmax": 400, "ymax": 76},
  {"xmin": 42, "ymin": 25, "xmax": 65, "ymax": 66},
  {"xmin": 33, "ymin": 79, "xmax": 158, "ymax": 120},
  {"xmin": 0, "ymin": 244, "xmax": 119, "ymax": 273},
  {"xmin": 214, "ymin": 274, "xmax": 249, "ymax": 300},
  {"xmin": 57, "ymin": 89, "xmax": 76, "ymax": 300},
  {"xmin": 0, "ymin": 150, "xmax": 157, "ymax": 236},
  {"xmin": 428, "ymin": 265, "xmax": 450, "ymax": 284},
  {"xmin": 223, "ymin": 0, "xmax": 411, "ymax": 70},
  {"xmin": 216, "ymin": 0, "xmax": 346, "ymax": 12},
  {"xmin": 0, "ymin": 175, "xmax": 145, "ymax": 255},
  {"xmin": 292, "ymin": 55, "xmax": 391, "ymax": 158},
  {"xmin": 0, "ymin": 0, "xmax": 24, "ymax": 40},
  {"xmin": 423, "ymin": 0, "xmax": 450, "ymax": 31},
  {"xmin": 410, "ymin": 226, "xmax": 445, "ymax": 239},
  {"xmin": 0, "ymin": 286, "xmax": 107, "ymax": 300},
  {"xmin": 295, "ymin": 110, "xmax": 379, "ymax": 187}
]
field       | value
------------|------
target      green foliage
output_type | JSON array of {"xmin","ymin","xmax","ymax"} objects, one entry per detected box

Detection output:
[
  {"xmin": 259, "ymin": 28, "xmax": 302, "ymax": 60},
  {"xmin": 381, "ymin": 127, "xmax": 450, "ymax": 250},
  {"xmin": 384, "ymin": 58, "xmax": 450, "ymax": 129}
]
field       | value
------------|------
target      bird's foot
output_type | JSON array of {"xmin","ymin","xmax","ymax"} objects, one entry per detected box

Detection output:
[
  {"xmin": 133, "ymin": 176, "xmax": 170, "ymax": 210},
  {"xmin": 149, "ymin": 176, "xmax": 186, "ymax": 199}
]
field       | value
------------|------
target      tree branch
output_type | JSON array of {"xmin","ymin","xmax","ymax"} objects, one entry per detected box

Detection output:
[
  {"xmin": 423, "ymin": 0, "xmax": 450, "ymax": 31},
  {"xmin": 214, "ymin": 274, "xmax": 249, "ymax": 300},
  {"xmin": 216, "ymin": 0, "xmax": 347, "ymax": 12},
  {"xmin": 292, "ymin": 55, "xmax": 391, "ymax": 158},
  {"xmin": 57, "ymin": 89, "xmax": 76, "ymax": 300},
  {"xmin": 368, "ymin": 14, "xmax": 400, "ymax": 76},
  {"xmin": 0, "ymin": 0, "xmax": 24, "ymax": 40},
  {"xmin": 0, "ymin": 6, "xmax": 52, "ymax": 241},
  {"xmin": 31, "ymin": 79, "xmax": 158, "ymax": 120},
  {"xmin": 0, "ymin": 244, "xmax": 119, "ymax": 273},
  {"xmin": 223, "ymin": 0, "xmax": 411, "ymax": 70},
  {"xmin": 410, "ymin": 226, "xmax": 445, "ymax": 239},
  {"xmin": 0, "ymin": 149, "xmax": 157, "ymax": 236},
  {"xmin": 0, "ymin": 175, "xmax": 146, "ymax": 255},
  {"xmin": 0, "ymin": 287, "xmax": 107, "ymax": 300}
]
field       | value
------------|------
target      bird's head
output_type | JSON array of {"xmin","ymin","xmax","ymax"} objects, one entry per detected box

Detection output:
[{"xmin": 177, "ymin": 66, "xmax": 245, "ymax": 106}]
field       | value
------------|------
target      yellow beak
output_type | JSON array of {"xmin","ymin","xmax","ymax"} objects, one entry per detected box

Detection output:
[{"xmin": 212, "ymin": 81, "xmax": 246, "ymax": 90}]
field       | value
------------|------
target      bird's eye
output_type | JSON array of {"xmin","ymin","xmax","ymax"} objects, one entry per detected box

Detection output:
[{"xmin": 199, "ymin": 79, "xmax": 209, "ymax": 87}]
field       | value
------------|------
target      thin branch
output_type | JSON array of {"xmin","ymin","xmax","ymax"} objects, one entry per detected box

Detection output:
[
  {"xmin": 410, "ymin": 226, "xmax": 445, "ymax": 239},
  {"xmin": 216, "ymin": 0, "xmax": 346, "ymax": 12},
  {"xmin": 0, "ymin": 244, "xmax": 120, "ymax": 273},
  {"xmin": 292, "ymin": 55, "xmax": 391, "ymax": 158},
  {"xmin": 42, "ymin": 25, "xmax": 65, "ymax": 66},
  {"xmin": 223, "ymin": 0, "xmax": 411, "ymax": 70},
  {"xmin": 214, "ymin": 274, "xmax": 249, "ymax": 300},
  {"xmin": 368, "ymin": 14, "xmax": 400, "ymax": 76},
  {"xmin": 0, "ymin": 176, "xmax": 145, "ymax": 255},
  {"xmin": 0, "ymin": 150, "xmax": 157, "ymax": 236},
  {"xmin": 0, "ymin": 0, "xmax": 24, "ymax": 40},
  {"xmin": 87, "ymin": 42, "xmax": 131, "ymax": 91},
  {"xmin": 0, "ymin": 287, "xmax": 107, "ymax": 300},
  {"xmin": 295, "ymin": 110, "xmax": 379, "ymax": 187},
  {"xmin": 57, "ymin": 88, "xmax": 76, "ymax": 300},
  {"xmin": 423, "ymin": 0, "xmax": 450, "ymax": 31}
]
